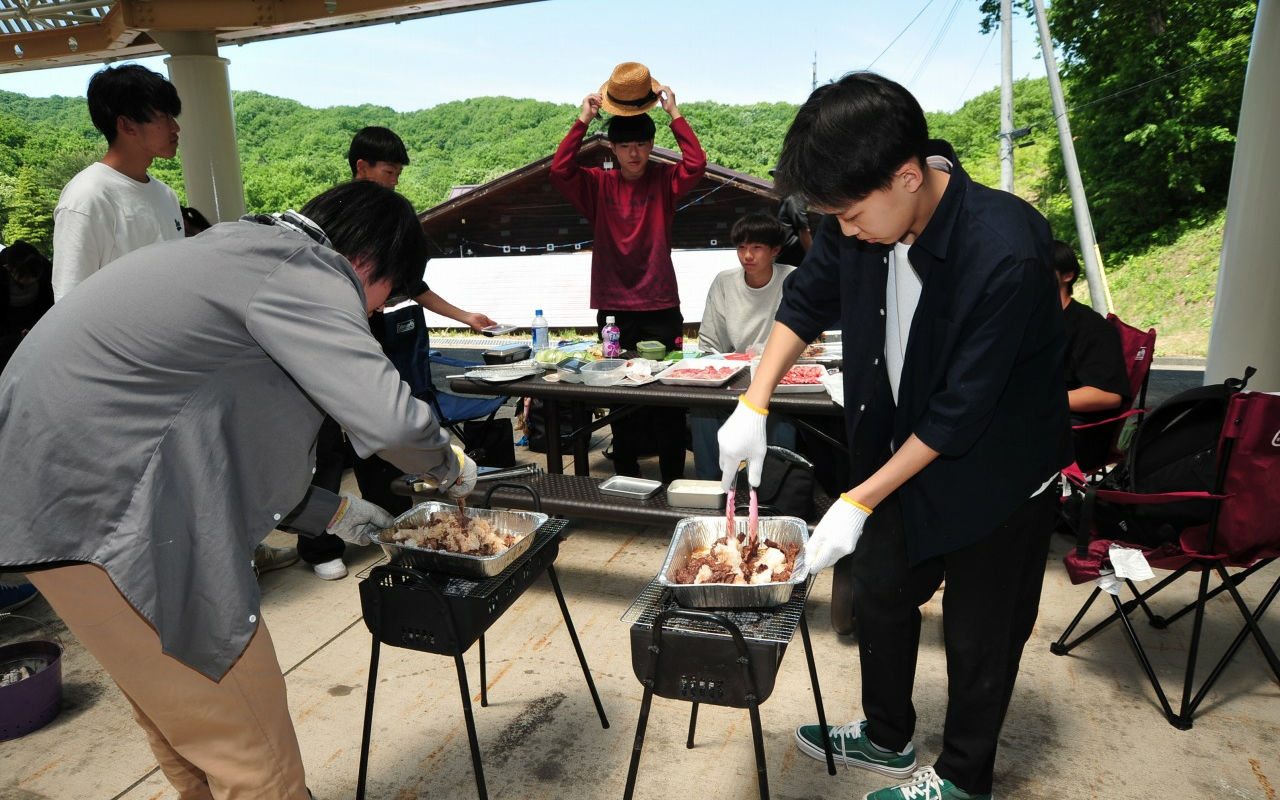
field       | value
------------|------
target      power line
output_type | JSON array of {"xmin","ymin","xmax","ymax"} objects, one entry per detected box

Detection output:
[
  {"xmin": 909, "ymin": 0, "xmax": 966, "ymax": 86},
  {"xmin": 1013, "ymin": 40, "xmax": 1251, "ymax": 136},
  {"xmin": 959, "ymin": 28, "xmax": 999, "ymax": 102},
  {"xmin": 866, "ymin": 0, "xmax": 937, "ymax": 71}
]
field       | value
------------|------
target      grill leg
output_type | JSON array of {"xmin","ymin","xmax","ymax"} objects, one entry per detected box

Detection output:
[
  {"xmin": 356, "ymin": 637, "xmax": 380, "ymax": 800},
  {"xmin": 799, "ymin": 614, "xmax": 836, "ymax": 775},
  {"xmin": 746, "ymin": 699, "xmax": 770, "ymax": 800},
  {"xmin": 624, "ymin": 683, "xmax": 657, "ymax": 800},
  {"xmin": 546, "ymin": 564, "xmax": 609, "ymax": 728},
  {"xmin": 479, "ymin": 633, "xmax": 488, "ymax": 708},
  {"xmin": 686, "ymin": 702, "xmax": 699, "ymax": 748},
  {"xmin": 454, "ymin": 653, "xmax": 488, "ymax": 800}
]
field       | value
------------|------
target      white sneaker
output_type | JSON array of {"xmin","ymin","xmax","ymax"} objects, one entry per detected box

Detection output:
[{"xmin": 313, "ymin": 558, "xmax": 348, "ymax": 581}]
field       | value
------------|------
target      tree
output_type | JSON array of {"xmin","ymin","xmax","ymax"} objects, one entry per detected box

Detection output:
[
  {"xmin": 3, "ymin": 165, "xmax": 53, "ymax": 254},
  {"xmin": 981, "ymin": 0, "xmax": 1255, "ymax": 257}
]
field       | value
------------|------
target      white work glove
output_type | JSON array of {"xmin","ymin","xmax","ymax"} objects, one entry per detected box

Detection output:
[
  {"xmin": 802, "ymin": 495, "xmax": 872, "ymax": 574},
  {"xmin": 718, "ymin": 396, "xmax": 769, "ymax": 492},
  {"xmin": 446, "ymin": 445, "xmax": 478, "ymax": 500},
  {"xmin": 326, "ymin": 493, "xmax": 393, "ymax": 546}
]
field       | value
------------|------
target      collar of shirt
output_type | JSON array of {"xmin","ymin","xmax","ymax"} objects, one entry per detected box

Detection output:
[
  {"xmin": 243, "ymin": 210, "xmax": 332, "ymax": 249},
  {"xmin": 908, "ymin": 140, "xmax": 967, "ymax": 269}
]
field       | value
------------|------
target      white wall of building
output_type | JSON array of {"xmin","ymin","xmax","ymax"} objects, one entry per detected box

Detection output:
[{"xmin": 417, "ymin": 248, "xmax": 739, "ymax": 330}]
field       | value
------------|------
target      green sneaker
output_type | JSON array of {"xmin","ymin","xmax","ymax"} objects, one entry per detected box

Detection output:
[
  {"xmin": 794, "ymin": 718, "xmax": 917, "ymax": 778},
  {"xmin": 863, "ymin": 766, "xmax": 992, "ymax": 800}
]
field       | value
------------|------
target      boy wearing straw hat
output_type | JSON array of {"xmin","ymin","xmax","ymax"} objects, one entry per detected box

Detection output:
[{"xmin": 550, "ymin": 61, "xmax": 707, "ymax": 483}]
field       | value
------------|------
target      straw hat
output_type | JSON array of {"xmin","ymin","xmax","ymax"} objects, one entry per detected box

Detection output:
[{"xmin": 599, "ymin": 62, "xmax": 661, "ymax": 116}]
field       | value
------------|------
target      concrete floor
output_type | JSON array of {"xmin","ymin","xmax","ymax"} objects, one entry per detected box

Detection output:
[{"xmin": 5, "ymin": 363, "xmax": 1280, "ymax": 800}]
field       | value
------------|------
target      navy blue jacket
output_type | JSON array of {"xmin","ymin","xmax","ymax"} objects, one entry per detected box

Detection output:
[{"xmin": 776, "ymin": 141, "xmax": 1070, "ymax": 563}]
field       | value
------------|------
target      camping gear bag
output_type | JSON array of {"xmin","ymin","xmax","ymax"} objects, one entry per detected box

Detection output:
[{"xmin": 1083, "ymin": 368, "xmax": 1254, "ymax": 547}]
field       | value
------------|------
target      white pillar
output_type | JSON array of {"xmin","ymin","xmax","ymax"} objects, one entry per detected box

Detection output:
[
  {"xmin": 1206, "ymin": 0, "xmax": 1280, "ymax": 390},
  {"xmin": 154, "ymin": 30, "xmax": 246, "ymax": 223}
]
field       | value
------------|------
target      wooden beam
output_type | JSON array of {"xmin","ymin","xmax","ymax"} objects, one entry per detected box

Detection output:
[{"xmin": 0, "ymin": 5, "xmax": 140, "ymax": 68}]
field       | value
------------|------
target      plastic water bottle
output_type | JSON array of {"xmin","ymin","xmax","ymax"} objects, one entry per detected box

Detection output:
[
  {"xmin": 602, "ymin": 315, "xmax": 621, "ymax": 358},
  {"xmin": 531, "ymin": 309, "xmax": 550, "ymax": 354}
]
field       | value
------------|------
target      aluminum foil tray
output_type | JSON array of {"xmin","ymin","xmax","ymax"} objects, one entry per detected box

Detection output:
[
  {"xmin": 376, "ymin": 501, "xmax": 548, "ymax": 578},
  {"xmin": 656, "ymin": 516, "xmax": 809, "ymax": 609}
]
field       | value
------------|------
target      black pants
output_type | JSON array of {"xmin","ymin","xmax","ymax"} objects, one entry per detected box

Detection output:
[
  {"xmin": 299, "ymin": 416, "xmax": 347, "ymax": 565},
  {"xmin": 350, "ymin": 449, "xmax": 413, "ymax": 517},
  {"xmin": 596, "ymin": 307, "xmax": 686, "ymax": 483},
  {"xmin": 850, "ymin": 486, "xmax": 1056, "ymax": 794}
]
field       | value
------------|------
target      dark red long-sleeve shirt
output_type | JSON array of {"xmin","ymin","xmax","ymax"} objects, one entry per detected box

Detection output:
[{"xmin": 549, "ymin": 117, "xmax": 707, "ymax": 311}]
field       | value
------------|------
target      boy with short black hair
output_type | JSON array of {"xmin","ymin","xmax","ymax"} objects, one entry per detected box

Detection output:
[
  {"xmin": 52, "ymin": 64, "xmax": 185, "ymax": 301},
  {"xmin": 718, "ymin": 72, "xmax": 1069, "ymax": 800},
  {"xmin": 691, "ymin": 211, "xmax": 796, "ymax": 478},
  {"xmin": 347, "ymin": 125, "xmax": 411, "ymax": 187},
  {"xmin": 1053, "ymin": 239, "xmax": 1130, "ymax": 470}
]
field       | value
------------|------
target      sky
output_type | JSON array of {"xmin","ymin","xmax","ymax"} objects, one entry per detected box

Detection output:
[{"xmin": 0, "ymin": 0, "xmax": 1048, "ymax": 114}]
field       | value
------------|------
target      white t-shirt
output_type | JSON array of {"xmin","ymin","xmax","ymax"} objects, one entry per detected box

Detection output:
[
  {"xmin": 51, "ymin": 161, "xmax": 183, "ymax": 301},
  {"xmin": 885, "ymin": 241, "xmax": 923, "ymax": 404},
  {"xmin": 698, "ymin": 263, "xmax": 796, "ymax": 354}
]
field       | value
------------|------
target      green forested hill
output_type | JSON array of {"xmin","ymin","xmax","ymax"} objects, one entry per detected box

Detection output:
[{"xmin": 0, "ymin": 78, "xmax": 1226, "ymax": 354}]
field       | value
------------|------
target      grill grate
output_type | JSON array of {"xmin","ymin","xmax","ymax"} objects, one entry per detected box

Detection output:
[
  {"xmin": 441, "ymin": 518, "xmax": 568, "ymax": 598},
  {"xmin": 621, "ymin": 576, "xmax": 812, "ymax": 645}
]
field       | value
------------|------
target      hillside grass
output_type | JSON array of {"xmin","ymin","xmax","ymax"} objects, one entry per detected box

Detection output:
[{"xmin": 1077, "ymin": 210, "xmax": 1223, "ymax": 358}]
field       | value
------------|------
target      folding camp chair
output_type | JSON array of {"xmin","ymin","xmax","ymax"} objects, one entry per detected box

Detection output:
[
  {"xmin": 372, "ymin": 303, "xmax": 509, "ymax": 455},
  {"xmin": 1051, "ymin": 390, "xmax": 1280, "ymax": 729},
  {"xmin": 1067, "ymin": 314, "xmax": 1156, "ymax": 478}
]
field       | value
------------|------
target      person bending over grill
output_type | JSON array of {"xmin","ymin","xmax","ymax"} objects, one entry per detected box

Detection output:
[
  {"xmin": 718, "ymin": 72, "xmax": 1068, "ymax": 800},
  {"xmin": 0, "ymin": 180, "xmax": 477, "ymax": 799}
]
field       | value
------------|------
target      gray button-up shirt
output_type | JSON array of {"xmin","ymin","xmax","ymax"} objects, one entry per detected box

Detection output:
[{"xmin": 0, "ymin": 219, "xmax": 459, "ymax": 679}]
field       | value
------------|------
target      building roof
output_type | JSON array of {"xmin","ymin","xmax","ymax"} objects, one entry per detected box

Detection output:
[
  {"xmin": 417, "ymin": 133, "xmax": 780, "ymax": 259},
  {"xmin": 0, "ymin": 0, "xmax": 544, "ymax": 74}
]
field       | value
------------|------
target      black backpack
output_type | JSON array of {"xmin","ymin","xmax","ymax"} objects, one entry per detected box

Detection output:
[{"xmin": 1085, "ymin": 367, "xmax": 1254, "ymax": 546}]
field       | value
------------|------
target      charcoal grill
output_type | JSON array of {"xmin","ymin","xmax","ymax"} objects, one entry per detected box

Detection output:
[
  {"xmin": 356, "ymin": 484, "xmax": 609, "ymax": 800},
  {"xmin": 620, "ymin": 578, "xmax": 835, "ymax": 800}
]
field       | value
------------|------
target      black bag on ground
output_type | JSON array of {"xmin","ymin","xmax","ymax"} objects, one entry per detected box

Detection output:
[
  {"xmin": 734, "ymin": 446, "xmax": 817, "ymax": 521},
  {"xmin": 1081, "ymin": 367, "xmax": 1254, "ymax": 547},
  {"xmin": 463, "ymin": 417, "xmax": 515, "ymax": 468},
  {"xmin": 524, "ymin": 398, "xmax": 576, "ymax": 454}
]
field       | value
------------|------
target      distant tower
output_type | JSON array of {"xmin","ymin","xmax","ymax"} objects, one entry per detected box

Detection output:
[{"xmin": 812, "ymin": 51, "xmax": 818, "ymax": 91}]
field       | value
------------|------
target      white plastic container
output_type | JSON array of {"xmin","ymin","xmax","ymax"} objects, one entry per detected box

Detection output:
[
  {"xmin": 665, "ymin": 479, "xmax": 726, "ymax": 509},
  {"xmin": 579, "ymin": 358, "xmax": 627, "ymax": 386}
]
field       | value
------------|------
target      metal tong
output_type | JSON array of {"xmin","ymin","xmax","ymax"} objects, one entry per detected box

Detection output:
[
  {"xmin": 410, "ymin": 473, "xmax": 468, "ymax": 528},
  {"xmin": 724, "ymin": 485, "xmax": 760, "ymax": 555}
]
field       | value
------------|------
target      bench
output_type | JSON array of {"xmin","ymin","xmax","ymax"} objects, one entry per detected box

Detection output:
[{"xmin": 394, "ymin": 468, "xmax": 832, "ymax": 529}]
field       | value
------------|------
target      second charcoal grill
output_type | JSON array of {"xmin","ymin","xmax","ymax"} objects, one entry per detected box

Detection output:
[
  {"xmin": 620, "ymin": 577, "xmax": 836, "ymax": 800},
  {"xmin": 355, "ymin": 484, "xmax": 609, "ymax": 800}
]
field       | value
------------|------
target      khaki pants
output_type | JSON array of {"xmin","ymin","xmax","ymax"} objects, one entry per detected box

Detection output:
[{"xmin": 28, "ymin": 563, "xmax": 308, "ymax": 799}]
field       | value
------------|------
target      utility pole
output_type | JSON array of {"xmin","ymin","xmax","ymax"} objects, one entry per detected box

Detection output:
[
  {"xmin": 999, "ymin": 0, "xmax": 1015, "ymax": 193},
  {"xmin": 812, "ymin": 51, "xmax": 817, "ymax": 92},
  {"xmin": 1031, "ymin": 0, "xmax": 1109, "ymax": 312}
]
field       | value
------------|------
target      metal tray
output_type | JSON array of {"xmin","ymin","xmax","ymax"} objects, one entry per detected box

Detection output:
[
  {"xmin": 598, "ymin": 475, "xmax": 662, "ymax": 500},
  {"xmin": 657, "ymin": 516, "xmax": 809, "ymax": 608},
  {"xmin": 656, "ymin": 362, "xmax": 747, "ymax": 387},
  {"xmin": 375, "ymin": 501, "xmax": 548, "ymax": 577},
  {"xmin": 462, "ymin": 365, "xmax": 541, "ymax": 383}
]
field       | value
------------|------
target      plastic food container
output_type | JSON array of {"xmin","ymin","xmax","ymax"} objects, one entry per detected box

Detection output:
[
  {"xmin": 635, "ymin": 340, "xmax": 667, "ymax": 360},
  {"xmin": 666, "ymin": 479, "xmax": 726, "ymax": 509},
  {"xmin": 579, "ymin": 358, "xmax": 627, "ymax": 386},
  {"xmin": 482, "ymin": 343, "xmax": 531, "ymax": 364}
]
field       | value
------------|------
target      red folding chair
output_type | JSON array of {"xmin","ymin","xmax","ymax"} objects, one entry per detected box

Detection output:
[
  {"xmin": 1052, "ymin": 390, "xmax": 1280, "ymax": 728},
  {"xmin": 1065, "ymin": 314, "xmax": 1157, "ymax": 479}
]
